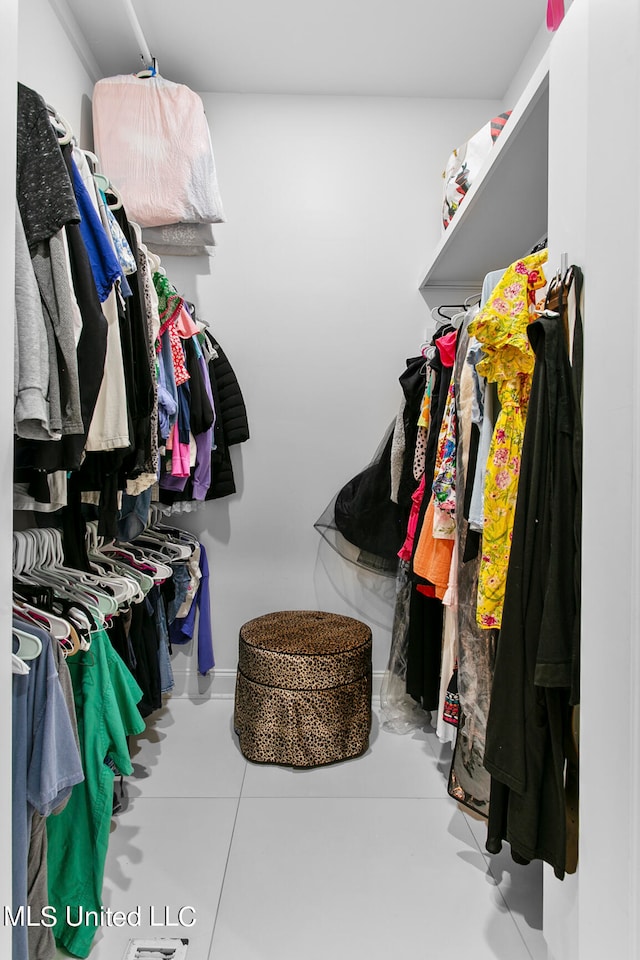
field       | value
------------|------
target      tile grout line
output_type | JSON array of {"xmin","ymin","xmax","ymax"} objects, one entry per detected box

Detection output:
[
  {"xmin": 459, "ymin": 814, "xmax": 537, "ymax": 960},
  {"xmin": 234, "ymin": 794, "xmax": 467, "ymax": 802},
  {"xmin": 206, "ymin": 761, "xmax": 248, "ymax": 960}
]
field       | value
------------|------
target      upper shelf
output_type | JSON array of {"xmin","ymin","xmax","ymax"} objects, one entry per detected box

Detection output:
[{"xmin": 420, "ymin": 55, "xmax": 550, "ymax": 295}]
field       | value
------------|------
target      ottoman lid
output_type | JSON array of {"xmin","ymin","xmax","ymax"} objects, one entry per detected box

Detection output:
[{"xmin": 239, "ymin": 610, "xmax": 371, "ymax": 656}]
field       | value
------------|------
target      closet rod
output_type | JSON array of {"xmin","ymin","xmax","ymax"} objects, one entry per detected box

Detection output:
[{"xmin": 120, "ymin": 0, "xmax": 154, "ymax": 68}]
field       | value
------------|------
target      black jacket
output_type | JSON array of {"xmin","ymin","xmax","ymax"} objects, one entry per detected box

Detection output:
[{"xmin": 159, "ymin": 330, "xmax": 249, "ymax": 505}]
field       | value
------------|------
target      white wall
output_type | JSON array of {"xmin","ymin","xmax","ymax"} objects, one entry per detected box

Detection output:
[
  {"xmin": 579, "ymin": 1, "xmax": 640, "ymax": 958},
  {"xmin": 159, "ymin": 92, "xmax": 502, "ymax": 694},
  {"xmin": 501, "ymin": 19, "xmax": 552, "ymax": 111},
  {"xmin": 3, "ymin": 4, "xmax": 18, "ymax": 953},
  {"xmin": 500, "ymin": 0, "xmax": 578, "ymax": 111},
  {"xmin": 544, "ymin": 3, "xmax": 640, "ymax": 957},
  {"xmin": 18, "ymin": 0, "xmax": 97, "ymax": 147},
  {"xmin": 543, "ymin": 3, "xmax": 587, "ymax": 956}
]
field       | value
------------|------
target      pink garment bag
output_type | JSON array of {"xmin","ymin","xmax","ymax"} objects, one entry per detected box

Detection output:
[{"xmin": 93, "ymin": 74, "xmax": 226, "ymax": 228}]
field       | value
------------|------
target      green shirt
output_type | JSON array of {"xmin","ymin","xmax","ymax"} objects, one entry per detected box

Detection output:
[{"xmin": 47, "ymin": 627, "xmax": 145, "ymax": 957}]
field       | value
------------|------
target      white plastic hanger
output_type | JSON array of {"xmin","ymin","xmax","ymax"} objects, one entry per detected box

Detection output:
[
  {"xmin": 12, "ymin": 652, "xmax": 31, "ymax": 675},
  {"xmin": 13, "ymin": 627, "xmax": 42, "ymax": 661},
  {"xmin": 14, "ymin": 528, "xmax": 117, "ymax": 619},
  {"xmin": 13, "ymin": 601, "xmax": 70, "ymax": 641},
  {"xmin": 47, "ymin": 103, "xmax": 74, "ymax": 145}
]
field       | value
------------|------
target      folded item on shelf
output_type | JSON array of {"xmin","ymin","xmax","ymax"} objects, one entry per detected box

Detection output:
[{"xmin": 142, "ymin": 221, "xmax": 217, "ymax": 257}]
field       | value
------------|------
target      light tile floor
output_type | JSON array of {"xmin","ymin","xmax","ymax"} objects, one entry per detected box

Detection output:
[{"xmin": 56, "ymin": 698, "xmax": 548, "ymax": 960}]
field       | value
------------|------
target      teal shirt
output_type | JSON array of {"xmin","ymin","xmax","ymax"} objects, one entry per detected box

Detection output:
[{"xmin": 47, "ymin": 628, "xmax": 145, "ymax": 957}]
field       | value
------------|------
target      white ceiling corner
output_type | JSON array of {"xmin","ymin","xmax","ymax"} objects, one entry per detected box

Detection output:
[{"xmin": 60, "ymin": 0, "xmax": 549, "ymax": 99}]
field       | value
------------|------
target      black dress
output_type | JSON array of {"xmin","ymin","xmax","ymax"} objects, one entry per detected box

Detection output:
[{"xmin": 483, "ymin": 268, "xmax": 583, "ymax": 879}]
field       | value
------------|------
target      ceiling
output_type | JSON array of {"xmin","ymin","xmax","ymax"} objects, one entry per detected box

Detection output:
[{"xmin": 61, "ymin": 0, "xmax": 549, "ymax": 99}]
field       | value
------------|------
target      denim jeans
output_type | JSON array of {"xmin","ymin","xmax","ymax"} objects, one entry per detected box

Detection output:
[
  {"xmin": 167, "ymin": 562, "xmax": 190, "ymax": 625},
  {"xmin": 151, "ymin": 587, "xmax": 174, "ymax": 694}
]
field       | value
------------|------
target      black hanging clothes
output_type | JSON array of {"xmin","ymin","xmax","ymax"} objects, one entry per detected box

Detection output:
[
  {"xmin": 113, "ymin": 207, "xmax": 155, "ymax": 481},
  {"xmin": 184, "ymin": 336, "xmax": 214, "ymax": 436},
  {"xmin": 333, "ymin": 424, "xmax": 401, "ymax": 565},
  {"xmin": 16, "ymin": 83, "xmax": 80, "ymax": 248},
  {"xmin": 483, "ymin": 268, "xmax": 583, "ymax": 879},
  {"xmin": 396, "ymin": 354, "xmax": 433, "ymax": 532},
  {"xmin": 205, "ymin": 334, "xmax": 250, "ymax": 499},
  {"xmin": 315, "ymin": 355, "xmax": 427, "ymax": 575},
  {"xmin": 404, "ymin": 589, "xmax": 444, "ymax": 711}
]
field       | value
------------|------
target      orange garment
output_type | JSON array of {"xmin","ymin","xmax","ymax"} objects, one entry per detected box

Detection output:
[{"xmin": 413, "ymin": 497, "xmax": 455, "ymax": 599}]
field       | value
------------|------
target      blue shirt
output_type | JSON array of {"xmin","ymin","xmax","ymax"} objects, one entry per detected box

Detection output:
[{"xmin": 69, "ymin": 157, "xmax": 124, "ymax": 303}]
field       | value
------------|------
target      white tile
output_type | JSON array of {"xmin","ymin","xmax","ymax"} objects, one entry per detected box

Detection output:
[
  {"xmin": 463, "ymin": 811, "xmax": 548, "ymax": 960},
  {"xmin": 127, "ymin": 698, "xmax": 247, "ymax": 798},
  {"xmin": 211, "ymin": 797, "xmax": 534, "ymax": 960},
  {"xmin": 241, "ymin": 704, "xmax": 451, "ymax": 799},
  {"xmin": 85, "ymin": 797, "xmax": 238, "ymax": 960},
  {"xmin": 423, "ymin": 722, "xmax": 458, "ymax": 772}
]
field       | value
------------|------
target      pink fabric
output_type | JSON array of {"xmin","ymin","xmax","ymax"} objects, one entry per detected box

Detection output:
[
  {"xmin": 547, "ymin": 0, "xmax": 565, "ymax": 31},
  {"xmin": 436, "ymin": 330, "xmax": 458, "ymax": 368},
  {"xmin": 169, "ymin": 324, "xmax": 190, "ymax": 386},
  {"xmin": 93, "ymin": 74, "xmax": 225, "ymax": 228},
  {"xmin": 170, "ymin": 424, "xmax": 191, "ymax": 477},
  {"xmin": 398, "ymin": 476, "xmax": 426, "ymax": 561},
  {"xmin": 176, "ymin": 304, "xmax": 200, "ymax": 339}
]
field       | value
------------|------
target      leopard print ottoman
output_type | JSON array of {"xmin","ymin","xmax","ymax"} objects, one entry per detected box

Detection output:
[{"xmin": 234, "ymin": 610, "xmax": 372, "ymax": 767}]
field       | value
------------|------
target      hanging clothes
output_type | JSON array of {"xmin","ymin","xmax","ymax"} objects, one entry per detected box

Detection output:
[
  {"xmin": 11, "ymin": 624, "xmax": 84, "ymax": 960},
  {"xmin": 483, "ymin": 267, "xmax": 583, "ymax": 880},
  {"xmin": 403, "ymin": 328, "xmax": 457, "ymax": 711},
  {"xmin": 12, "ymin": 77, "xmax": 252, "ymax": 957},
  {"xmin": 46, "ymin": 627, "xmax": 145, "ymax": 957},
  {"xmin": 27, "ymin": 635, "xmax": 81, "ymax": 960},
  {"xmin": 467, "ymin": 249, "xmax": 547, "ymax": 628},
  {"xmin": 169, "ymin": 541, "xmax": 214, "ymax": 675},
  {"xmin": 14, "ymin": 202, "xmax": 54, "ymax": 441},
  {"xmin": 447, "ymin": 305, "xmax": 496, "ymax": 816}
]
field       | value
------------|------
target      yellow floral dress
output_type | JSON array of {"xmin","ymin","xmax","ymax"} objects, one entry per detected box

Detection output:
[{"xmin": 468, "ymin": 250, "xmax": 547, "ymax": 628}]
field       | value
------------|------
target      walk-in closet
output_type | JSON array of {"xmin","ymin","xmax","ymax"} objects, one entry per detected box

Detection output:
[{"xmin": 4, "ymin": 2, "xmax": 640, "ymax": 959}]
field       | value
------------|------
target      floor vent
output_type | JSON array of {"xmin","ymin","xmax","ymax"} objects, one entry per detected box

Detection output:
[{"xmin": 123, "ymin": 938, "xmax": 189, "ymax": 960}]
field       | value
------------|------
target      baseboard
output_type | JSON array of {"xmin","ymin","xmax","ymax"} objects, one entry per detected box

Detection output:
[
  {"xmin": 169, "ymin": 668, "xmax": 237, "ymax": 699},
  {"xmin": 167, "ymin": 669, "xmax": 385, "ymax": 700}
]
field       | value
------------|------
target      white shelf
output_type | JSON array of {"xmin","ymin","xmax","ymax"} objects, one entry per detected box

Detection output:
[{"xmin": 420, "ymin": 55, "xmax": 550, "ymax": 297}]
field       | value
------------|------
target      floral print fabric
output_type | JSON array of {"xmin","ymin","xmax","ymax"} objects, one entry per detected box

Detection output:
[
  {"xmin": 468, "ymin": 250, "xmax": 547, "ymax": 628},
  {"xmin": 432, "ymin": 380, "xmax": 457, "ymax": 520}
]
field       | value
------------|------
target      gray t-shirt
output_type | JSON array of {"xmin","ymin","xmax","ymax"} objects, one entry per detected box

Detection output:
[{"xmin": 14, "ymin": 203, "xmax": 54, "ymax": 441}]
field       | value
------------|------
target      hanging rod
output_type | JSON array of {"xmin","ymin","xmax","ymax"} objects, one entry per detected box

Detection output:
[{"xmin": 120, "ymin": 0, "xmax": 154, "ymax": 69}]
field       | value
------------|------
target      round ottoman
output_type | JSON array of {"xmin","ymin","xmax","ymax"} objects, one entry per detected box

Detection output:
[{"xmin": 234, "ymin": 610, "xmax": 372, "ymax": 767}]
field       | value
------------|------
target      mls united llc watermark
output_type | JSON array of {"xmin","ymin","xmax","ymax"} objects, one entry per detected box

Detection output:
[{"xmin": 3, "ymin": 905, "xmax": 197, "ymax": 928}]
